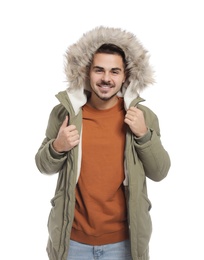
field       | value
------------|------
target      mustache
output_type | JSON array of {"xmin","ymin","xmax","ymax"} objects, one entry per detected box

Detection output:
[{"xmin": 98, "ymin": 80, "xmax": 112, "ymax": 86}]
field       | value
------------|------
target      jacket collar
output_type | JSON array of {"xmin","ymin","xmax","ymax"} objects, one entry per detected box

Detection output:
[{"xmin": 56, "ymin": 89, "xmax": 145, "ymax": 116}]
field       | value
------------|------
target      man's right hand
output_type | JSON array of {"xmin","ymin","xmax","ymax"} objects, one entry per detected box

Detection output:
[{"xmin": 53, "ymin": 116, "xmax": 80, "ymax": 152}]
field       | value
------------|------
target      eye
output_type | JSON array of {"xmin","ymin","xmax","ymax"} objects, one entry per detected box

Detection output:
[
  {"xmin": 111, "ymin": 70, "xmax": 120, "ymax": 75},
  {"xmin": 94, "ymin": 68, "xmax": 103, "ymax": 73}
]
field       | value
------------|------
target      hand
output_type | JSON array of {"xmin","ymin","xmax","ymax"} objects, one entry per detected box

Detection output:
[
  {"xmin": 124, "ymin": 107, "xmax": 148, "ymax": 137},
  {"xmin": 53, "ymin": 116, "xmax": 80, "ymax": 152}
]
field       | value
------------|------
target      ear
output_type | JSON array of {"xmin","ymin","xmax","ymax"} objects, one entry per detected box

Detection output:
[{"xmin": 123, "ymin": 72, "xmax": 127, "ymax": 83}]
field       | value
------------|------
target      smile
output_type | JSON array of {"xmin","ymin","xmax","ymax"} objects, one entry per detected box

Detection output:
[{"xmin": 98, "ymin": 84, "xmax": 113, "ymax": 89}]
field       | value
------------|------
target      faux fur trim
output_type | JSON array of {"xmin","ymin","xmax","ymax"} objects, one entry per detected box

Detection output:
[{"xmin": 64, "ymin": 26, "xmax": 154, "ymax": 94}]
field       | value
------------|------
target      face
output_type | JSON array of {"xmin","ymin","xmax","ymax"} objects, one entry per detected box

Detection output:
[{"xmin": 89, "ymin": 53, "xmax": 126, "ymax": 107}]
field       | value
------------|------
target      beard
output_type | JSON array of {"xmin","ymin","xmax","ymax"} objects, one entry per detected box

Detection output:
[
  {"xmin": 92, "ymin": 90, "xmax": 118, "ymax": 101},
  {"xmin": 91, "ymin": 80, "xmax": 119, "ymax": 101}
]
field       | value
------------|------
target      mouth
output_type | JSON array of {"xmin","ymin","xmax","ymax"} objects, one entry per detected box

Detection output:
[
  {"xmin": 99, "ymin": 85, "xmax": 111, "ymax": 89},
  {"xmin": 97, "ymin": 83, "xmax": 113, "ymax": 89},
  {"xmin": 97, "ymin": 85, "xmax": 113, "ymax": 94}
]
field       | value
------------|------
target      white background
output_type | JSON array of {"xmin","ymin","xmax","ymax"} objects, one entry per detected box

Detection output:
[{"xmin": 0, "ymin": 0, "xmax": 204, "ymax": 259}]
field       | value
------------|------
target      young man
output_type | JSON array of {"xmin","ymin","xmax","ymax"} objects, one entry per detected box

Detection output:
[{"xmin": 35, "ymin": 26, "xmax": 171, "ymax": 260}]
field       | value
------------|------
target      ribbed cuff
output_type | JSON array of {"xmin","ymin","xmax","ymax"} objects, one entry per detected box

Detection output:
[{"xmin": 134, "ymin": 129, "xmax": 152, "ymax": 145}]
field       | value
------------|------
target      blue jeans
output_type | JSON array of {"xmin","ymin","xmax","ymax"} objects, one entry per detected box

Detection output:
[{"xmin": 67, "ymin": 239, "xmax": 132, "ymax": 260}]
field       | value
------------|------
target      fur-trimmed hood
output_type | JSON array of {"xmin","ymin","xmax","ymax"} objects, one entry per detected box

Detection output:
[{"xmin": 63, "ymin": 26, "xmax": 154, "ymax": 112}]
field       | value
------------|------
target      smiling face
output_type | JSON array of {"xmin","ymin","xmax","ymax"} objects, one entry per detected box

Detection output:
[{"xmin": 89, "ymin": 53, "xmax": 126, "ymax": 109}]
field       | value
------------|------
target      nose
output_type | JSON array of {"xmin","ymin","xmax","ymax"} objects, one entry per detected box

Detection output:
[{"xmin": 102, "ymin": 72, "xmax": 111, "ymax": 82}]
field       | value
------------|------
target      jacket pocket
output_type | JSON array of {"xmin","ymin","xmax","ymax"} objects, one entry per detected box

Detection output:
[
  {"xmin": 47, "ymin": 189, "xmax": 65, "ymax": 252},
  {"xmin": 137, "ymin": 193, "xmax": 152, "ymax": 256}
]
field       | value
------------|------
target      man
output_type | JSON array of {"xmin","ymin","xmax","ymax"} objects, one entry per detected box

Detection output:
[{"xmin": 35, "ymin": 26, "xmax": 171, "ymax": 260}]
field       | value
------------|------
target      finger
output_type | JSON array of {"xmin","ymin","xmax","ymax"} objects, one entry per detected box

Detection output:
[
  {"xmin": 67, "ymin": 130, "xmax": 79, "ymax": 139},
  {"xmin": 126, "ymin": 111, "xmax": 135, "ymax": 118},
  {"xmin": 61, "ymin": 116, "xmax": 69, "ymax": 129},
  {"xmin": 67, "ymin": 133, "xmax": 80, "ymax": 147},
  {"xmin": 125, "ymin": 110, "xmax": 136, "ymax": 120},
  {"xmin": 128, "ymin": 106, "xmax": 138, "ymax": 112},
  {"xmin": 69, "ymin": 133, "xmax": 80, "ymax": 142},
  {"xmin": 126, "ymin": 107, "xmax": 136, "ymax": 114},
  {"xmin": 67, "ymin": 125, "xmax": 78, "ymax": 132}
]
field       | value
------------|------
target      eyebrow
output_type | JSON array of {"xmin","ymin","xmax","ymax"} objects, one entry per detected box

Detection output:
[{"xmin": 93, "ymin": 66, "xmax": 122, "ymax": 71}]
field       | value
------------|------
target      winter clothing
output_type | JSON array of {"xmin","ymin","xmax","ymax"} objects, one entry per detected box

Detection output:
[
  {"xmin": 35, "ymin": 26, "xmax": 171, "ymax": 260},
  {"xmin": 71, "ymin": 98, "xmax": 129, "ymax": 245}
]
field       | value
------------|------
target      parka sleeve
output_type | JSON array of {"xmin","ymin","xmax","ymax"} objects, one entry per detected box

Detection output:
[
  {"xmin": 134, "ymin": 107, "xmax": 171, "ymax": 181},
  {"xmin": 35, "ymin": 104, "xmax": 68, "ymax": 175}
]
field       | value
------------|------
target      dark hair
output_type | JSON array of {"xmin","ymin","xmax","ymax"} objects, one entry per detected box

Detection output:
[{"xmin": 95, "ymin": 43, "xmax": 127, "ymax": 68}]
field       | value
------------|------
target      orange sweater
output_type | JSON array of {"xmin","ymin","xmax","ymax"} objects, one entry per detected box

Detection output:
[{"xmin": 71, "ymin": 98, "xmax": 129, "ymax": 245}]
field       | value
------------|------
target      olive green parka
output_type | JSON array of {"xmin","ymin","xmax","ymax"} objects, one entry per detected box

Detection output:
[{"xmin": 35, "ymin": 26, "xmax": 171, "ymax": 260}]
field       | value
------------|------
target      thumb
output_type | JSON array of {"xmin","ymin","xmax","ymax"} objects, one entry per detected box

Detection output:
[{"xmin": 60, "ymin": 115, "xmax": 69, "ymax": 129}]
